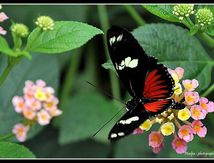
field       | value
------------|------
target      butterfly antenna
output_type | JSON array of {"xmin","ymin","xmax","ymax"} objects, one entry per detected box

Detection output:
[
  {"xmin": 86, "ymin": 81, "xmax": 125, "ymax": 105},
  {"xmin": 92, "ymin": 106, "xmax": 125, "ymax": 137}
]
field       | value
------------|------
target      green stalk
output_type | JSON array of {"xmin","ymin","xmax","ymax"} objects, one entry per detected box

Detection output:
[
  {"xmin": 98, "ymin": 5, "xmax": 121, "ymax": 158},
  {"xmin": 201, "ymin": 84, "xmax": 214, "ymax": 97},
  {"xmin": 124, "ymin": 5, "xmax": 146, "ymax": 26},
  {"xmin": 60, "ymin": 49, "xmax": 82, "ymax": 103},
  {"xmin": 97, "ymin": 5, "xmax": 121, "ymax": 104},
  {"xmin": 184, "ymin": 17, "xmax": 214, "ymax": 49},
  {"xmin": 198, "ymin": 32, "xmax": 214, "ymax": 48},
  {"xmin": 0, "ymin": 57, "xmax": 19, "ymax": 87}
]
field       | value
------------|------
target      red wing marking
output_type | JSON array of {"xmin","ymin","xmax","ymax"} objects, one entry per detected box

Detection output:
[
  {"xmin": 144, "ymin": 99, "xmax": 172, "ymax": 112},
  {"xmin": 143, "ymin": 68, "xmax": 173, "ymax": 99}
]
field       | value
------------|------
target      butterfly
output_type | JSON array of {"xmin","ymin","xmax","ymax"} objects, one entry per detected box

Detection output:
[{"xmin": 107, "ymin": 26, "xmax": 185, "ymax": 141}]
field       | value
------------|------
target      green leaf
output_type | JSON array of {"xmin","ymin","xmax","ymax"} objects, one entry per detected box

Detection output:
[
  {"xmin": 0, "ymin": 54, "xmax": 59, "ymax": 140},
  {"xmin": 132, "ymin": 23, "xmax": 212, "ymax": 92},
  {"xmin": 0, "ymin": 142, "xmax": 35, "ymax": 158},
  {"xmin": 24, "ymin": 128, "xmax": 110, "ymax": 158},
  {"xmin": 114, "ymin": 133, "xmax": 153, "ymax": 158},
  {"xmin": 59, "ymin": 92, "xmax": 122, "ymax": 145},
  {"xmin": 143, "ymin": 5, "xmax": 179, "ymax": 23},
  {"xmin": 26, "ymin": 21, "xmax": 103, "ymax": 54},
  {"xmin": 0, "ymin": 36, "xmax": 17, "ymax": 57},
  {"xmin": 101, "ymin": 60, "xmax": 116, "ymax": 73}
]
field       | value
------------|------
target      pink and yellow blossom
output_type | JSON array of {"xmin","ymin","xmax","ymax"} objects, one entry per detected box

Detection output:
[
  {"xmin": 12, "ymin": 80, "xmax": 62, "ymax": 142},
  {"xmin": 149, "ymin": 131, "xmax": 164, "ymax": 148},
  {"xmin": 178, "ymin": 125, "xmax": 194, "ymax": 142},
  {"xmin": 12, "ymin": 123, "xmax": 29, "ymax": 142},
  {"xmin": 183, "ymin": 79, "xmax": 199, "ymax": 91},
  {"xmin": 184, "ymin": 91, "xmax": 199, "ymax": 105},
  {"xmin": 190, "ymin": 105, "xmax": 206, "ymax": 120},
  {"xmin": 192, "ymin": 120, "xmax": 207, "ymax": 138},
  {"xmin": 172, "ymin": 137, "xmax": 188, "ymax": 154},
  {"xmin": 0, "ymin": 12, "xmax": 8, "ymax": 22}
]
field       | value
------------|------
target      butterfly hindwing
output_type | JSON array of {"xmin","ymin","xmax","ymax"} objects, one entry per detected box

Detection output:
[{"xmin": 108, "ymin": 105, "xmax": 150, "ymax": 141}]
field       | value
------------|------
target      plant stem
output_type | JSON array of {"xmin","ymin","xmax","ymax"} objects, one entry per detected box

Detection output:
[
  {"xmin": 97, "ymin": 5, "xmax": 121, "ymax": 104},
  {"xmin": 184, "ymin": 17, "xmax": 214, "ymax": 49},
  {"xmin": 198, "ymin": 32, "xmax": 214, "ymax": 48},
  {"xmin": 0, "ymin": 57, "xmax": 18, "ymax": 87},
  {"xmin": 124, "ymin": 5, "xmax": 146, "ymax": 26},
  {"xmin": 60, "ymin": 49, "xmax": 82, "ymax": 103},
  {"xmin": 0, "ymin": 133, "xmax": 15, "ymax": 141},
  {"xmin": 201, "ymin": 84, "xmax": 214, "ymax": 97}
]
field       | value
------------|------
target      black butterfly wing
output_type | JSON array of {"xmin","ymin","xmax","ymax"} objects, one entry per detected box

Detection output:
[
  {"xmin": 107, "ymin": 26, "xmax": 176, "ymax": 141},
  {"xmin": 107, "ymin": 26, "xmax": 157, "ymax": 97},
  {"xmin": 108, "ymin": 105, "xmax": 150, "ymax": 142}
]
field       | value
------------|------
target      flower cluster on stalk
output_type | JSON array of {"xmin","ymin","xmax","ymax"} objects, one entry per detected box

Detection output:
[
  {"xmin": 12, "ymin": 80, "xmax": 62, "ymax": 142},
  {"xmin": 133, "ymin": 67, "xmax": 214, "ymax": 154}
]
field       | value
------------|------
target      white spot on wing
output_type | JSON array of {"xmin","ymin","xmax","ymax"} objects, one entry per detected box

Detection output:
[
  {"xmin": 116, "ymin": 34, "xmax": 123, "ymax": 42},
  {"xmin": 118, "ymin": 132, "xmax": 125, "ymax": 136},
  {"xmin": 110, "ymin": 133, "xmax": 117, "ymax": 138},
  {"xmin": 119, "ymin": 116, "xmax": 139, "ymax": 124},
  {"xmin": 109, "ymin": 36, "xmax": 116, "ymax": 46},
  {"xmin": 128, "ymin": 59, "xmax": 138, "ymax": 68}
]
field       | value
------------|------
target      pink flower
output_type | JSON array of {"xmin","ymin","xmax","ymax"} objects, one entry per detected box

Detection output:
[
  {"xmin": 48, "ymin": 108, "xmax": 62, "ymax": 117},
  {"xmin": 192, "ymin": 121, "xmax": 207, "ymax": 138},
  {"xmin": 37, "ymin": 110, "xmax": 51, "ymax": 125},
  {"xmin": 0, "ymin": 12, "xmax": 8, "ymax": 22},
  {"xmin": 172, "ymin": 137, "xmax": 188, "ymax": 154},
  {"xmin": 23, "ymin": 108, "xmax": 36, "ymax": 120},
  {"xmin": 208, "ymin": 101, "xmax": 214, "ymax": 113},
  {"xmin": 149, "ymin": 131, "xmax": 164, "ymax": 148},
  {"xmin": 199, "ymin": 97, "xmax": 214, "ymax": 113},
  {"xmin": 175, "ymin": 67, "xmax": 184, "ymax": 80},
  {"xmin": 183, "ymin": 79, "xmax": 199, "ymax": 91},
  {"xmin": 0, "ymin": 26, "xmax": 6, "ymax": 35},
  {"xmin": 12, "ymin": 96, "xmax": 26, "ymax": 113},
  {"xmin": 152, "ymin": 143, "xmax": 164, "ymax": 154},
  {"xmin": 178, "ymin": 125, "xmax": 194, "ymax": 142},
  {"xmin": 12, "ymin": 123, "xmax": 29, "ymax": 142},
  {"xmin": 43, "ymin": 97, "xmax": 58, "ymax": 111},
  {"xmin": 191, "ymin": 105, "xmax": 206, "ymax": 120},
  {"xmin": 184, "ymin": 91, "xmax": 199, "ymax": 105},
  {"xmin": 132, "ymin": 128, "xmax": 144, "ymax": 135},
  {"xmin": 36, "ymin": 79, "xmax": 46, "ymax": 88},
  {"xmin": 26, "ymin": 99, "xmax": 42, "ymax": 111}
]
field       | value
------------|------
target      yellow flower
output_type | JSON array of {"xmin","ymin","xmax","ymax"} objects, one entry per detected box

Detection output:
[
  {"xmin": 140, "ymin": 119, "xmax": 152, "ymax": 131},
  {"xmin": 174, "ymin": 83, "xmax": 183, "ymax": 95},
  {"xmin": 35, "ymin": 89, "xmax": 46, "ymax": 101},
  {"xmin": 161, "ymin": 122, "xmax": 175, "ymax": 136},
  {"xmin": 178, "ymin": 107, "xmax": 191, "ymax": 121},
  {"xmin": 171, "ymin": 73, "xmax": 179, "ymax": 84}
]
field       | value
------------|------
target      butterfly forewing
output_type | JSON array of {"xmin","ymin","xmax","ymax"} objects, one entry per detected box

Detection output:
[{"xmin": 107, "ymin": 26, "xmax": 157, "ymax": 97}]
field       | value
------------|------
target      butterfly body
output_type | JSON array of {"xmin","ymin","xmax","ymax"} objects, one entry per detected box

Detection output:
[{"xmin": 107, "ymin": 26, "xmax": 184, "ymax": 141}]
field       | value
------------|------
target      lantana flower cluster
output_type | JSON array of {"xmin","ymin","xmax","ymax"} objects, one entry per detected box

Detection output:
[
  {"xmin": 133, "ymin": 67, "xmax": 214, "ymax": 154},
  {"xmin": 0, "ymin": 5, "xmax": 9, "ymax": 35},
  {"xmin": 172, "ymin": 4, "xmax": 213, "ymax": 29},
  {"xmin": 12, "ymin": 80, "xmax": 62, "ymax": 142}
]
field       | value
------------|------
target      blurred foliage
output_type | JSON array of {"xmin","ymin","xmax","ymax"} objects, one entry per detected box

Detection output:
[{"xmin": 0, "ymin": 5, "xmax": 213, "ymax": 158}]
